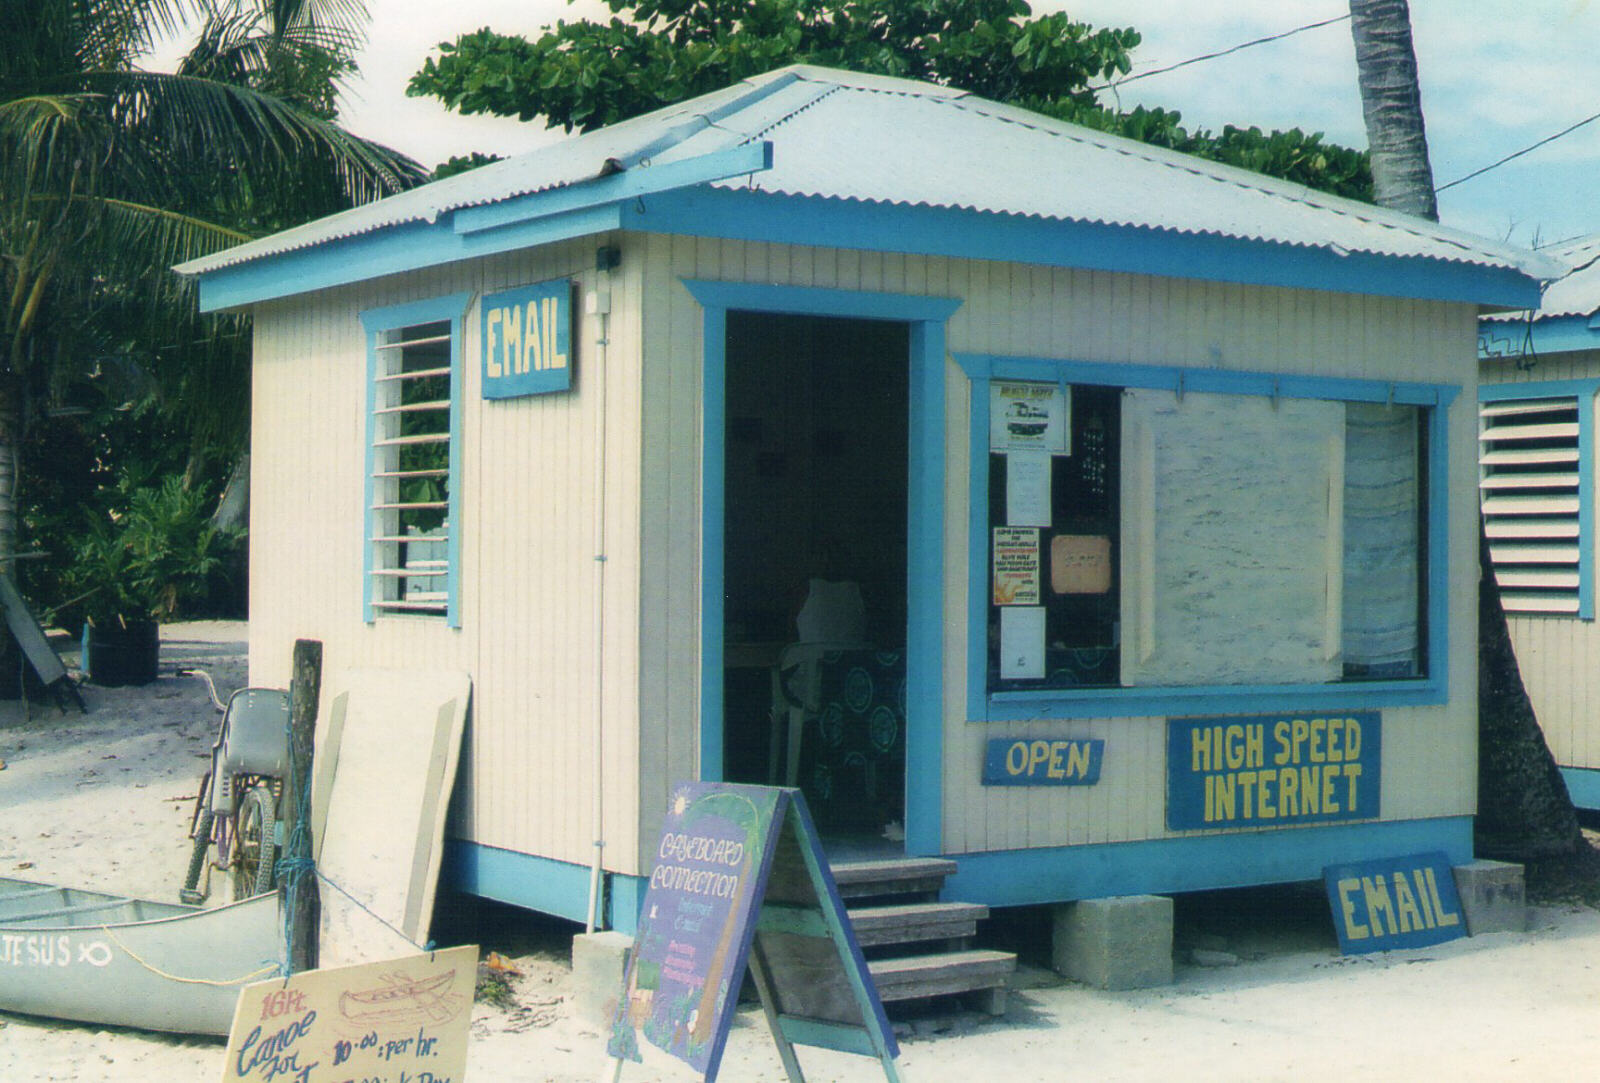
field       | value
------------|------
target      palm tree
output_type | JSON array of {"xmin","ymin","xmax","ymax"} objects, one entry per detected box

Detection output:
[
  {"xmin": 0, "ymin": 0, "xmax": 424, "ymax": 567},
  {"xmin": 1348, "ymin": 0, "xmax": 1585, "ymax": 862}
]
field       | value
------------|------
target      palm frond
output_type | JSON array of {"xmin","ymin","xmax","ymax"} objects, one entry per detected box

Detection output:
[{"xmin": 82, "ymin": 68, "xmax": 425, "ymax": 204}]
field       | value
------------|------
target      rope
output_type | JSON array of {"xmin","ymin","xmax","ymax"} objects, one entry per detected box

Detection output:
[
  {"xmin": 314, "ymin": 869, "xmax": 429, "ymax": 950},
  {"xmin": 97, "ymin": 923, "xmax": 280, "ymax": 987}
]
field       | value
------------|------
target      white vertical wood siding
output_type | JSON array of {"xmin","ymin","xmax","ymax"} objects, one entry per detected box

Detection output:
[
  {"xmin": 1482, "ymin": 352, "xmax": 1600, "ymax": 772},
  {"xmin": 638, "ymin": 238, "xmax": 1480, "ymax": 857},
  {"xmin": 249, "ymin": 235, "xmax": 643, "ymax": 874},
  {"xmin": 251, "ymin": 231, "xmax": 1481, "ymax": 877}
]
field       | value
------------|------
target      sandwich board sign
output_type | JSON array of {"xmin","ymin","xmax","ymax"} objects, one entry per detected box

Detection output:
[
  {"xmin": 608, "ymin": 783, "xmax": 900, "ymax": 1082},
  {"xmin": 220, "ymin": 943, "xmax": 476, "ymax": 1083}
]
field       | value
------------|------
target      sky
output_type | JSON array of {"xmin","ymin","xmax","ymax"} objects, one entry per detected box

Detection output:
[{"xmin": 160, "ymin": 1, "xmax": 1600, "ymax": 250}]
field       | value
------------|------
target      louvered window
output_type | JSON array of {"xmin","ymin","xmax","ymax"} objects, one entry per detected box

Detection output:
[
  {"xmin": 1479, "ymin": 389, "xmax": 1592, "ymax": 618},
  {"xmin": 362, "ymin": 296, "xmax": 467, "ymax": 626}
]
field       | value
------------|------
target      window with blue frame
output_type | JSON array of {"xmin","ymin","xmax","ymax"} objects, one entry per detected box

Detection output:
[
  {"xmin": 960, "ymin": 355, "xmax": 1450, "ymax": 716},
  {"xmin": 1479, "ymin": 382, "xmax": 1596, "ymax": 619},
  {"xmin": 361, "ymin": 296, "xmax": 468, "ymax": 625}
]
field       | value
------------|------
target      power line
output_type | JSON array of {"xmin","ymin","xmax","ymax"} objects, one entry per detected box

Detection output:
[
  {"xmin": 1089, "ymin": 13, "xmax": 1352, "ymax": 93},
  {"xmin": 1437, "ymin": 110, "xmax": 1600, "ymax": 193}
]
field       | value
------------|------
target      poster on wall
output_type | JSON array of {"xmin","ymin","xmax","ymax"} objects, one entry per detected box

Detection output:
[
  {"xmin": 998, "ymin": 606, "xmax": 1046, "ymax": 680},
  {"xmin": 990, "ymin": 381, "xmax": 1069, "ymax": 452},
  {"xmin": 993, "ymin": 527, "xmax": 1041, "ymax": 605},
  {"xmin": 1005, "ymin": 451, "xmax": 1052, "ymax": 526}
]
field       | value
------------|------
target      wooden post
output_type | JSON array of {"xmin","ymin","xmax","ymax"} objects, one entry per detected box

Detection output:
[{"xmin": 283, "ymin": 638, "xmax": 322, "ymax": 974}]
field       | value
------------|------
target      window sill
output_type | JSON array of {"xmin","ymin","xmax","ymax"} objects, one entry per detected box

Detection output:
[{"xmin": 981, "ymin": 678, "xmax": 1446, "ymax": 721}]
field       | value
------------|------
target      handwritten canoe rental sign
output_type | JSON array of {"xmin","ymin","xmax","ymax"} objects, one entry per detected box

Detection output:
[
  {"xmin": 1323, "ymin": 851, "xmax": 1467, "ymax": 954},
  {"xmin": 608, "ymin": 782, "xmax": 901, "ymax": 1082},
  {"xmin": 1166, "ymin": 711, "xmax": 1381, "ymax": 830},
  {"xmin": 983, "ymin": 737, "xmax": 1104, "ymax": 786},
  {"xmin": 481, "ymin": 279, "xmax": 571, "ymax": 399},
  {"xmin": 220, "ymin": 944, "xmax": 476, "ymax": 1083}
]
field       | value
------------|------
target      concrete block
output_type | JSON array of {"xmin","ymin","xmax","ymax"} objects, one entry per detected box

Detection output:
[
  {"xmin": 1052, "ymin": 894, "xmax": 1173, "ymax": 990},
  {"xmin": 1453, "ymin": 860, "xmax": 1526, "ymax": 936},
  {"xmin": 571, "ymin": 930, "xmax": 633, "ymax": 1026}
]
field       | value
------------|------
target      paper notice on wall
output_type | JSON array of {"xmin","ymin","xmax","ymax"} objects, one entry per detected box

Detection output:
[
  {"xmin": 1051, "ymin": 534, "xmax": 1112, "ymax": 594},
  {"xmin": 999, "ymin": 606, "xmax": 1047, "ymax": 680},
  {"xmin": 990, "ymin": 381, "xmax": 1069, "ymax": 452},
  {"xmin": 993, "ymin": 527, "xmax": 1041, "ymax": 605},
  {"xmin": 1006, "ymin": 451, "xmax": 1052, "ymax": 526}
]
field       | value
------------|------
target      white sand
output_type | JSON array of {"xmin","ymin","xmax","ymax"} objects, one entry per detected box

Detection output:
[{"xmin": 3, "ymin": 623, "xmax": 1600, "ymax": 1081}]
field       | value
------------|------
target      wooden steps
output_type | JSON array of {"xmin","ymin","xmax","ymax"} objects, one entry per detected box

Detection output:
[{"xmin": 830, "ymin": 855, "xmax": 1015, "ymax": 1015}]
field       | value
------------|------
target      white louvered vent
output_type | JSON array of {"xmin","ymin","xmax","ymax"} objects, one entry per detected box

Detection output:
[
  {"xmin": 369, "ymin": 320, "xmax": 453, "ymax": 618},
  {"xmin": 1480, "ymin": 396, "xmax": 1583, "ymax": 615}
]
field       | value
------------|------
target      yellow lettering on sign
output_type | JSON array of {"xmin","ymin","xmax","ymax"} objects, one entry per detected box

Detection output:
[
  {"xmin": 503, "ymin": 303, "xmax": 523, "ymax": 378},
  {"xmin": 519, "ymin": 301, "xmax": 539, "ymax": 374},
  {"xmin": 1424, "ymin": 868, "xmax": 1461, "ymax": 927},
  {"xmin": 1006, "ymin": 741, "xmax": 1028, "ymax": 776},
  {"xmin": 1310, "ymin": 718, "xmax": 1327, "ymax": 762},
  {"xmin": 1257, "ymin": 769, "xmax": 1276, "ymax": 819},
  {"xmin": 545, "ymin": 296, "xmax": 568, "ymax": 370},
  {"xmin": 1344, "ymin": 716, "xmax": 1362, "ymax": 760},
  {"xmin": 1192, "ymin": 728, "xmax": 1214, "ymax": 773},
  {"xmin": 1322, "ymin": 765, "xmax": 1340, "ymax": 813},
  {"xmin": 1066, "ymin": 741, "xmax": 1091, "ymax": 779},
  {"xmin": 1343, "ymin": 763, "xmax": 1363, "ymax": 810},
  {"xmin": 1278, "ymin": 764, "xmax": 1300, "ymax": 816},
  {"xmin": 1362, "ymin": 875, "xmax": 1397, "ymax": 936},
  {"xmin": 486, "ymin": 309, "xmax": 504, "ymax": 379},
  {"xmin": 1392, "ymin": 872, "xmax": 1422, "ymax": 933},
  {"xmin": 1046, "ymin": 742, "xmax": 1067, "ymax": 779},
  {"xmin": 1337, "ymin": 878, "xmax": 1369, "ymax": 940}
]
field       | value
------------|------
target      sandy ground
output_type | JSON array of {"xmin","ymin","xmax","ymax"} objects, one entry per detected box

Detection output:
[{"xmin": 3, "ymin": 623, "xmax": 1600, "ymax": 1081}]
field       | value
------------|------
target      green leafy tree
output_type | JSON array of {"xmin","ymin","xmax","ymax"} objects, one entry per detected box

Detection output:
[
  {"xmin": 0, "ymin": 0, "xmax": 426, "ymax": 583},
  {"xmin": 407, "ymin": 0, "xmax": 1371, "ymax": 201}
]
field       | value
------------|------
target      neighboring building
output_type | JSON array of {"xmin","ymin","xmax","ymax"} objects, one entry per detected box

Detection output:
[
  {"xmin": 178, "ymin": 65, "xmax": 1552, "ymax": 939},
  {"xmin": 1479, "ymin": 235, "xmax": 1600, "ymax": 808}
]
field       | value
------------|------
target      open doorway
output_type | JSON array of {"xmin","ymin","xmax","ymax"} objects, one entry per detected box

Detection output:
[{"xmin": 721, "ymin": 311, "xmax": 910, "ymax": 839}]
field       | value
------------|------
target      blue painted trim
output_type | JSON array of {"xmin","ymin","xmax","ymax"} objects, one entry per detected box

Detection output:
[
  {"xmin": 195, "ymin": 205, "xmax": 622, "ymax": 312},
  {"xmin": 1480, "ymin": 378, "xmax": 1600, "ymax": 620},
  {"xmin": 682, "ymin": 279, "xmax": 962, "ymax": 323},
  {"xmin": 636, "ymin": 188, "xmax": 1544, "ymax": 309},
  {"xmin": 359, "ymin": 292, "xmax": 472, "ymax": 627},
  {"xmin": 1480, "ymin": 314, "xmax": 1600, "ymax": 360},
  {"xmin": 955, "ymin": 353, "xmax": 1453, "ymax": 721},
  {"xmin": 699, "ymin": 300, "xmax": 728, "ymax": 783},
  {"xmin": 1559, "ymin": 766, "xmax": 1600, "ymax": 811},
  {"xmin": 941, "ymin": 816, "xmax": 1474, "ymax": 907},
  {"xmin": 453, "ymin": 142, "xmax": 772, "ymax": 236},
  {"xmin": 682, "ymin": 279, "xmax": 962, "ymax": 854},
  {"xmin": 444, "ymin": 841, "xmax": 645, "ymax": 934}
]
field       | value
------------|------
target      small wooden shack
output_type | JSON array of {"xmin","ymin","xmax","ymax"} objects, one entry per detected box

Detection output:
[
  {"xmin": 1480, "ymin": 234, "xmax": 1600, "ymax": 808},
  {"xmin": 179, "ymin": 65, "xmax": 1551, "ymax": 936}
]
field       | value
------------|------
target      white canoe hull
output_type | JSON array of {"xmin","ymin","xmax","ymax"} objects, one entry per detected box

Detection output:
[{"xmin": 0, "ymin": 877, "xmax": 282, "ymax": 1035}]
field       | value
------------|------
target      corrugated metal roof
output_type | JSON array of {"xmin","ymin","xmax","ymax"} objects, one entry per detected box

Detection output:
[
  {"xmin": 1483, "ymin": 233, "xmax": 1600, "ymax": 323},
  {"xmin": 179, "ymin": 64, "xmax": 1558, "ymax": 283}
]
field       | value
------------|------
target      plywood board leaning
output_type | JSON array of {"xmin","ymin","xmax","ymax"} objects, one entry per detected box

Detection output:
[{"xmin": 312, "ymin": 669, "xmax": 471, "ymax": 969}]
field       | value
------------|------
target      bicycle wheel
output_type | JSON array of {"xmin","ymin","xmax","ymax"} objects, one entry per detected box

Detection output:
[
  {"xmin": 180, "ymin": 807, "xmax": 215, "ymax": 903},
  {"xmin": 231, "ymin": 784, "xmax": 278, "ymax": 900}
]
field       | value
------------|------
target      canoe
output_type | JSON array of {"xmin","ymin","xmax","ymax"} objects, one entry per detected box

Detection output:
[{"xmin": 0, "ymin": 876, "xmax": 282, "ymax": 1035}]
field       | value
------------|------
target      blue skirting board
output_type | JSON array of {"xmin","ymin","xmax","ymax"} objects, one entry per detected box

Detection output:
[
  {"xmin": 1561, "ymin": 766, "xmax": 1600, "ymax": 811},
  {"xmin": 448, "ymin": 817, "xmax": 1471, "ymax": 930}
]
